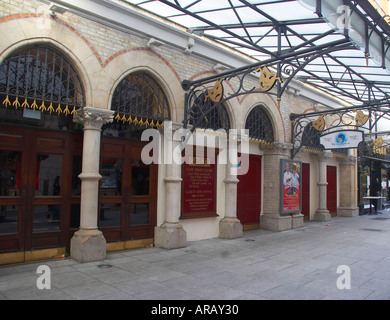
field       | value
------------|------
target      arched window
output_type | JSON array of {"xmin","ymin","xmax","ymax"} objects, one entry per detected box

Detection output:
[
  {"xmin": 245, "ymin": 106, "xmax": 274, "ymax": 142},
  {"xmin": 302, "ymin": 122, "xmax": 322, "ymax": 149},
  {"xmin": 189, "ymin": 93, "xmax": 230, "ymax": 132},
  {"xmin": 111, "ymin": 72, "xmax": 171, "ymax": 127},
  {"xmin": 0, "ymin": 46, "xmax": 84, "ymax": 116}
]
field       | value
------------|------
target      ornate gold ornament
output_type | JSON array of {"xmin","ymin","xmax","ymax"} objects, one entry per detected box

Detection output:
[
  {"xmin": 204, "ymin": 78, "xmax": 224, "ymax": 103},
  {"xmin": 372, "ymin": 136, "xmax": 383, "ymax": 148},
  {"xmin": 256, "ymin": 66, "xmax": 282, "ymax": 92},
  {"xmin": 354, "ymin": 110, "xmax": 371, "ymax": 126},
  {"xmin": 312, "ymin": 114, "xmax": 326, "ymax": 131}
]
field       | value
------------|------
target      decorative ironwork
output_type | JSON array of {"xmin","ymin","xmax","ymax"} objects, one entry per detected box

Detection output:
[
  {"xmin": 290, "ymin": 99, "xmax": 390, "ymax": 159},
  {"xmin": 245, "ymin": 106, "xmax": 274, "ymax": 144},
  {"xmin": 189, "ymin": 91, "xmax": 230, "ymax": 132},
  {"xmin": 110, "ymin": 72, "xmax": 170, "ymax": 128},
  {"xmin": 0, "ymin": 46, "xmax": 84, "ymax": 117}
]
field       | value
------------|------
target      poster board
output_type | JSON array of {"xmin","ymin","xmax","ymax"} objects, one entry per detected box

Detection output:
[{"xmin": 280, "ymin": 159, "xmax": 302, "ymax": 214}]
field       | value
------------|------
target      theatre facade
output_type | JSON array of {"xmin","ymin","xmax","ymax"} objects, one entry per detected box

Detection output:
[{"xmin": 0, "ymin": 0, "xmax": 358, "ymax": 264}]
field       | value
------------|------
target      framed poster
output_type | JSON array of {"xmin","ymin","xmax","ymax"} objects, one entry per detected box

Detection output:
[{"xmin": 280, "ymin": 159, "xmax": 302, "ymax": 214}]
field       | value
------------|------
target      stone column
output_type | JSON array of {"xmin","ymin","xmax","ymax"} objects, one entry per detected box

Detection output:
[
  {"xmin": 154, "ymin": 122, "xmax": 187, "ymax": 249},
  {"xmin": 314, "ymin": 151, "xmax": 331, "ymax": 221},
  {"xmin": 337, "ymin": 152, "xmax": 359, "ymax": 217},
  {"xmin": 71, "ymin": 107, "xmax": 114, "ymax": 263},
  {"xmin": 219, "ymin": 131, "xmax": 243, "ymax": 239}
]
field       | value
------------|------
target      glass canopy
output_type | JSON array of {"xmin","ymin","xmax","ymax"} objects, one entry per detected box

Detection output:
[{"xmin": 121, "ymin": 0, "xmax": 390, "ymax": 108}]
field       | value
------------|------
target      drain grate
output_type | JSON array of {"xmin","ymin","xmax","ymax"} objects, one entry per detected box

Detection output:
[
  {"xmin": 97, "ymin": 264, "xmax": 113, "ymax": 269},
  {"xmin": 361, "ymin": 228, "xmax": 383, "ymax": 232}
]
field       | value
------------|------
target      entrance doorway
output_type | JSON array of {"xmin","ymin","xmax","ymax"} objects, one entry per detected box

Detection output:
[
  {"xmin": 301, "ymin": 163, "xmax": 310, "ymax": 220},
  {"xmin": 327, "ymin": 165, "xmax": 337, "ymax": 215},
  {"xmin": 99, "ymin": 136, "xmax": 157, "ymax": 243},
  {"xmin": 0, "ymin": 125, "xmax": 82, "ymax": 255},
  {"xmin": 237, "ymin": 154, "xmax": 262, "ymax": 229}
]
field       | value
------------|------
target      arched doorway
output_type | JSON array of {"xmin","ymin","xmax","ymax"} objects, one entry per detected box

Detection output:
[
  {"xmin": 0, "ymin": 46, "xmax": 85, "ymax": 260},
  {"xmin": 100, "ymin": 72, "xmax": 171, "ymax": 245},
  {"xmin": 237, "ymin": 106, "xmax": 274, "ymax": 229}
]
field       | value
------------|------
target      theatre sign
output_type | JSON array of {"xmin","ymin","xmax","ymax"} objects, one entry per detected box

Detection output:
[{"xmin": 320, "ymin": 130, "xmax": 364, "ymax": 150}]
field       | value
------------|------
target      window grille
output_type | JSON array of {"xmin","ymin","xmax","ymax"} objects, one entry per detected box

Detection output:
[
  {"xmin": 111, "ymin": 72, "xmax": 170, "ymax": 127},
  {"xmin": 189, "ymin": 93, "xmax": 230, "ymax": 132},
  {"xmin": 0, "ymin": 46, "xmax": 84, "ymax": 116},
  {"xmin": 302, "ymin": 122, "xmax": 323, "ymax": 150},
  {"xmin": 245, "ymin": 106, "xmax": 274, "ymax": 142}
]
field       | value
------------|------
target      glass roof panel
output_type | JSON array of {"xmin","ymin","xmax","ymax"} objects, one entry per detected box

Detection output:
[{"xmin": 121, "ymin": 0, "xmax": 390, "ymax": 106}]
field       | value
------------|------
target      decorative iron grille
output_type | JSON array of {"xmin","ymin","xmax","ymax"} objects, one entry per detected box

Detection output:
[
  {"xmin": 188, "ymin": 92, "xmax": 230, "ymax": 132},
  {"xmin": 245, "ymin": 106, "xmax": 274, "ymax": 142},
  {"xmin": 111, "ymin": 72, "xmax": 170, "ymax": 127},
  {"xmin": 0, "ymin": 46, "xmax": 84, "ymax": 116}
]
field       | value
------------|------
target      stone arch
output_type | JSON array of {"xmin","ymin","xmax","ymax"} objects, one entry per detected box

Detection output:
[
  {"xmin": 244, "ymin": 104, "xmax": 275, "ymax": 143},
  {"xmin": 105, "ymin": 50, "xmax": 183, "ymax": 123},
  {"xmin": 241, "ymin": 94, "xmax": 285, "ymax": 143},
  {"xmin": 0, "ymin": 19, "xmax": 98, "ymax": 109}
]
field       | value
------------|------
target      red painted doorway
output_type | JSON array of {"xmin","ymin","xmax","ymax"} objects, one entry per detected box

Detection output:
[
  {"xmin": 237, "ymin": 154, "xmax": 262, "ymax": 229},
  {"xmin": 301, "ymin": 163, "xmax": 310, "ymax": 220},
  {"xmin": 327, "ymin": 165, "xmax": 337, "ymax": 215}
]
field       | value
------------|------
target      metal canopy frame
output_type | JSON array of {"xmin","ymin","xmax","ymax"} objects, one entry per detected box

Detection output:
[{"xmin": 123, "ymin": 0, "xmax": 390, "ymax": 155}]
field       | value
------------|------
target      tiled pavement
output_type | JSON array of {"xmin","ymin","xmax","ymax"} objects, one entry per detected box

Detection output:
[{"xmin": 1, "ymin": 210, "xmax": 390, "ymax": 301}]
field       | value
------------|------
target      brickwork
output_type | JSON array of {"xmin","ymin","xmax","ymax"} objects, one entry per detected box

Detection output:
[{"xmin": 0, "ymin": 0, "xmax": 358, "ymax": 234}]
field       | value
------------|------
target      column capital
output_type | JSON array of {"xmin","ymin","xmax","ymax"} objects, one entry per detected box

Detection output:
[
  {"xmin": 338, "ymin": 155, "xmax": 356, "ymax": 165},
  {"xmin": 315, "ymin": 150, "xmax": 332, "ymax": 161},
  {"xmin": 74, "ymin": 107, "xmax": 114, "ymax": 130}
]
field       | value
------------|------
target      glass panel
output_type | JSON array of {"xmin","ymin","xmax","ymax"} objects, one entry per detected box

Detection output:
[
  {"xmin": 70, "ymin": 204, "xmax": 80, "ymax": 229},
  {"xmin": 100, "ymin": 203, "xmax": 121, "ymax": 227},
  {"xmin": 130, "ymin": 203, "xmax": 149, "ymax": 225},
  {"xmin": 132, "ymin": 160, "xmax": 149, "ymax": 195},
  {"xmin": 36, "ymin": 154, "xmax": 62, "ymax": 196},
  {"xmin": 0, "ymin": 205, "xmax": 18, "ymax": 234},
  {"xmin": 101, "ymin": 158, "xmax": 122, "ymax": 196},
  {"xmin": 33, "ymin": 205, "xmax": 60, "ymax": 232},
  {"xmin": 72, "ymin": 155, "xmax": 82, "ymax": 196},
  {"xmin": 0, "ymin": 150, "xmax": 21, "ymax": 196}
]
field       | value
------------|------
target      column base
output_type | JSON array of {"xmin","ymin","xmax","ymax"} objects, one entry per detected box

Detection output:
[
  {"xmin": 154, "ymin": 223, "xmax": 187, "ymax": 249},
  {"xmin": 292, "ymin": 213, "xmax": 304, "ymax": 229},
  {"xmin": 260, "ymin": 213, "xmax": 304, "ymax": 231},
  {"xmin": 314, "ymin": 209, "xmax": 331, "ymax": 222},
  {"xmin": 337, "ymin": 207, "xmax": 359, "ymax": 217},
  {"xmin": 260, "ymin": 214, "xmax": 292, "ymax": 232},
  {"xmin": 70, "ymin": 229, "xmax": 106, "ymax": 263},
  {"xmin": 219, "ymin": 217, "xmax": 243, "ymax": 239}
]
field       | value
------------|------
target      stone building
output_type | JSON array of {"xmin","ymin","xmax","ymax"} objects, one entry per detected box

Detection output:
[{"xmin": 0, "ymin": 0, "xmax": 364, "ymax": 264}]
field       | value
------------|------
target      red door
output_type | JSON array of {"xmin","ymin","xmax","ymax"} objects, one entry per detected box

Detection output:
[
  {"xmin": 301, "ymin": 163, "xmax": 310, "ymax": 220},
  {"xmin": 327, "ymin": 165, "xmax": 337, "ymax": 214},
  {"xmin": 237, "ymin": 155, "xmax": 261, "ymax": 227}
]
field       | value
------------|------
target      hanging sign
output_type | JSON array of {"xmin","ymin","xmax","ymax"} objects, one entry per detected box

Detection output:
[{"xmin": 320, "ymin": 130, "xmax": 364, "ymax": 149}]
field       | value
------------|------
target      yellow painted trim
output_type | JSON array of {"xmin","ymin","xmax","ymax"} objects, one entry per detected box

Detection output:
[
  {"xmin": 0, "ymin": 239, "xmax": 154, "ymax": 265},
  {"xmin": 106, "ymin": 239, "xmax": 154, "ymax": 252},
  {"xmin": 0, "ymin": 248, "xmax": 66, "ymax": 266},
  {"xmin": 243, "ymin": 223, "xmax": 260, "ymax": 231}
]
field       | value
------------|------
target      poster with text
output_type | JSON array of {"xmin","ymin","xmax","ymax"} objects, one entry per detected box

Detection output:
[{"xmin": 280, "ymin": 159, "xmax": 302, "ymax": 214}]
